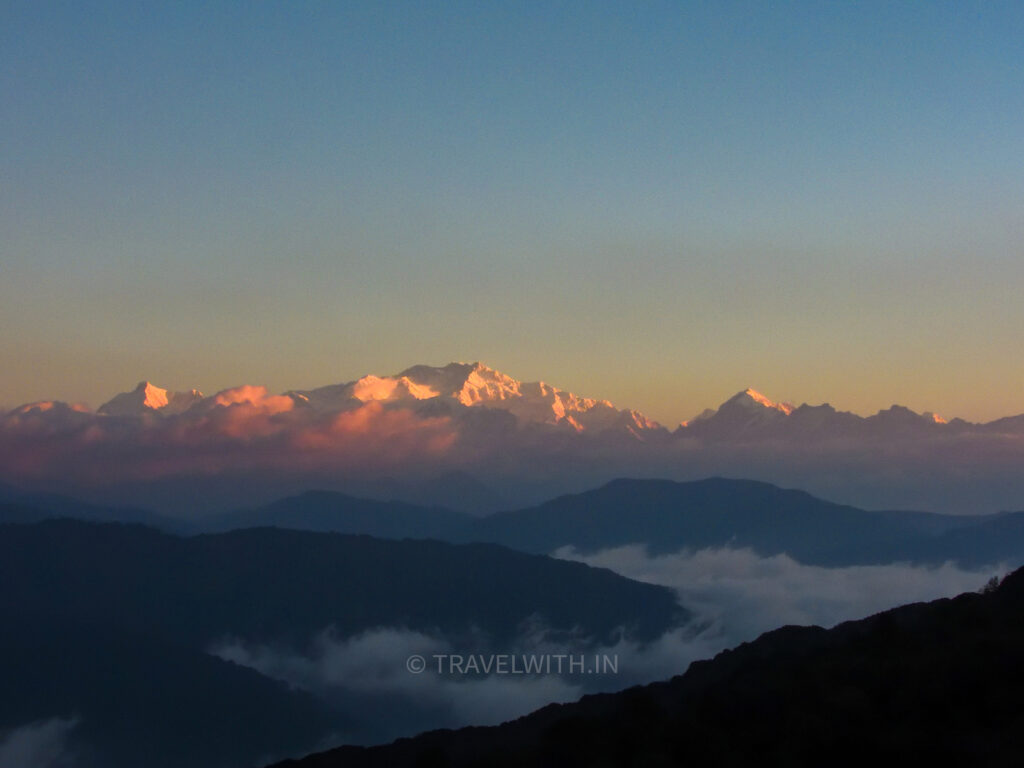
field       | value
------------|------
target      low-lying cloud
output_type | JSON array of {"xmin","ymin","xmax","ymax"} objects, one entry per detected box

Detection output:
[
  {"xmin": 211, "ymin": 549, "xmax": 1007, "ymax": 746},
  {"xmin": 556, "ymin": 545, "xmax": 1008, "ymax": 645},
  {"xmin": 212, "ymin": 628, "xmax": 585, "ymax": 744},
  {"xmin": 0, "ymin": 717, "xmax": 78, "ymax": 768}
]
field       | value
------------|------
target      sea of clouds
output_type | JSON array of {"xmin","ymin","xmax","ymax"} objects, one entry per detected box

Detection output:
[{"xmin": 207, "ymin": 546, "xmax": 1006, "ymax": 746}]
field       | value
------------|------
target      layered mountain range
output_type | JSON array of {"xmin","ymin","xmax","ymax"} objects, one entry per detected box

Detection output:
[
  {"xmin": 9, "ymin": 477, "xmax": 1023, "ymax": 568},
  {"xmin": 2, "ymin": 478, "xmax": 1015, "ymax": 767},
  {"xmin": 4, "ymin": 362, "xmax": 1024, "ymax": 514}
]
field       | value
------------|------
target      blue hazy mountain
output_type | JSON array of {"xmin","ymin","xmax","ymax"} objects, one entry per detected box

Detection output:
[
  {"xmin": 468, "ymin": 478, "xmax": 1005, "ymax": 565},
  {"xmin": 208, "ymin": 478, "xmax": 1019, "ymax": 567},
  {"xmin": 0, "ymin": 481, "xmax": 175, "ymax": 528},
  {"xmin": 8, "ymin": 476, "xmax": 1023, "ymax": 567}
]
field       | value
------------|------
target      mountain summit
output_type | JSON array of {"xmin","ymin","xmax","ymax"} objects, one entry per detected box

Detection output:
[
  {"xmin": 98, "ymin": 381, "xmax": 204, "ymax": 417},
  {"xmin": 681, "ymin": 388, "xmax": 795, "ymax": 435},
  {"xmin": 733, "ymin": 388, "xmax": 795, "ymax": 415},
  {"xmin": 680, "ymin": 387, "xmax": 951, "ymax": 439},
  {"xmin": 291, "ymin": 362, "xmax": 662, "ymax": 434}
]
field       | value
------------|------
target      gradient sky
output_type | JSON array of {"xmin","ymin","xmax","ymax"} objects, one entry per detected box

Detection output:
[{"xmin": 3, "ymin": 1, "xmax": 1023, "ymax": 425}]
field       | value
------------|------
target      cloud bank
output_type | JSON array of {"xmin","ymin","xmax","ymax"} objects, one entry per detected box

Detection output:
[
  {"xmin": 557, "ymin": 545, "xmax": 1008, "ymax": 645},
  {"xmin": 210, "ymin": 550, "xmax": 1004, "ymax": 745}
]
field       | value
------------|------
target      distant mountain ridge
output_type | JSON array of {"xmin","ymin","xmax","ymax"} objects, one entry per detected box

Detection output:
[
  {"xmin": 229, "ymin": 478, "xmax": 1024, "ymax": 568},
  {"xmin": 679, "ymin": 387, "xmax": 957, "ymax": 438},
  {"xmin": 10, "ymin": 362, "xmax": 1019, "ymax": 437},
  {"xmin": 11, "ymin": 477, "xmax": 1023, "ymax": 569}
]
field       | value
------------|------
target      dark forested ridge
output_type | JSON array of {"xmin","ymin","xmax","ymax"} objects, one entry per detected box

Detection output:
[
  {"xmin": 0, "ymin": 520, "xmax": 683, "ymax": 766},
  {"xmin": 0, "ymin": 520, "xmax": 682, "ymax": 645},
  {"xmin": 272, "ymin": 567, "xmax": 1024, "ymax": 767}
]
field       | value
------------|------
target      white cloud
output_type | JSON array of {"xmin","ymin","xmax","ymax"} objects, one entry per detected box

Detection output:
[
  {"xmin": 0, "ymin": 717, "xmax": 78, "ymax": 768},
  {"xmin": 210, "ymin": 550, "xmax": 1008, "ymax": 745},
  {"xmin": 555, "ymin": 544, "xmax": 1007, "ymax": 646},
  {"xmin": 212, "ymin": 627, "xmax": 584, "ymax": 738}
]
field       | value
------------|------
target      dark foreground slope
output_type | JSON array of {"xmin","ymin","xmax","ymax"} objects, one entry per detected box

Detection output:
[{"xmin": 274, "ymin": 569, "xmax": 1024, "ymax": 767}]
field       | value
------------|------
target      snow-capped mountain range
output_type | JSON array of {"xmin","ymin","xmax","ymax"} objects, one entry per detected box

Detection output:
[
  {"xmin": 4, "ymin": 362, "xmax": 1024, "ymax": 516},
  {"xmin": 678, "ymin": 387, "xmax": 959, "ymax": 439},
  {"xmin": 37, "ymin": 362, "xmax": 661, "ymax": 436},
  {"xmin": 23, "ymin": 361, "xmax": 1000, "ymax": 439}
]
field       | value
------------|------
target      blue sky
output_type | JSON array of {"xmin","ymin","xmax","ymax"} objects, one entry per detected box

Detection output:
[{"xmin": 3, "ymin": 1, "xmax": 1023, "ymax": 423}]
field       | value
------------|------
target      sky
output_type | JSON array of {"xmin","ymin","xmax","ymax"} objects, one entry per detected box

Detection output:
[{"xmin": 2, "ymin": 1, "xmax": 1023, "ymax": 426}]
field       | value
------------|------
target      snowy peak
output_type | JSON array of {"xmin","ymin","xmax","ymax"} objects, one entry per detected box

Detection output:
[
  {"xmin": 681, "ymin": 388, "xmax": 795, "ymax": 434},
  {"xmin": 139, "ymin": 381, "xmax": 169, "ymax": 410},
  {"xmin": 727, "ymin": 388, "xmax": 795, "ymax": 415},
  {"xmin": 680, "ymin": 388, "xmax": 808, "ymax": 436},
  {"xmin": 293, "ymin": 362, "xmax": 662, "ymax": 434},
  {"xmin": 350, "ymin": 375, "xmax": 438, "ymax": 402},
  {"xmin": 678, "ymin": 387, "xmax": 958, "ymax": 439},
  {"xmin": 401, "ymin": 362, "xmax": 662, "ymax": 433},
  {"xmin": 99, "ymin": 381, "xmax": 204, "ymax": 417},
  {"xmin": 397, "ymin": 362, "xmax": 520, "ymax": 406}
]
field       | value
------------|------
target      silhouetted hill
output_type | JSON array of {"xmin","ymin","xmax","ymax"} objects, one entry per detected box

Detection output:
[
  {"xmin": 474, "ymin": 477, "xmax": 1024, "ymax": 566},
  {"xmin": 0, "ymin": 482, "xmax": 174, "ymax": 528},
  {"xmin": 472, "ymin": 477, "xmax": 977, "ymax": 562},
  {"xmin": 0, "ymin": 520, "xmax": 682, "ymax": 647},
  {"xmin": 272, "ymin": 568, "xmax": 1024, "ymax": 767},
  {"xmin": 213, "ymin": 478, "xmax": 1017, "ymax": 567},
  {"xmin": 208, "ymin": 490, "xmax": 474, "ymax": 539}
]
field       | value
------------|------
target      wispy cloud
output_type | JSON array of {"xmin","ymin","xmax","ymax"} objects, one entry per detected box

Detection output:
[{"xmin": 0, "ymin": 717, "xmax": 78, "ymax": 768}]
